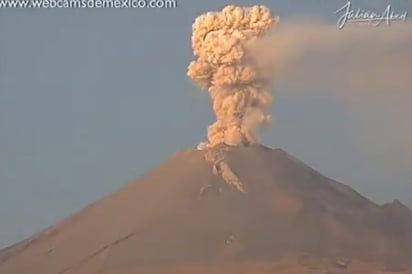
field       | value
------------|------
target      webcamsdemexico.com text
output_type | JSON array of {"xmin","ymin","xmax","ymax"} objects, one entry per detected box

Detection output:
[{"xmin": 0, "ymin": 0, "xmax": 177, "ymax": 8}]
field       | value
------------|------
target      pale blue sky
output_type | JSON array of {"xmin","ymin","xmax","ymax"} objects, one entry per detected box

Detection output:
[{"xmin": 1, "ymin": 0, "xmax": 411, "ymax": 248}]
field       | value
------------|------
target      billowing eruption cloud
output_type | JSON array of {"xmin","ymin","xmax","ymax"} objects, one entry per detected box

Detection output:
[
  {"xmin": 187, "ymin": 5, "xmax": 411, "ymax": 191},
  {"xmin": 187, "ymin": 5, "xmax": 279, "ymax": 149}
]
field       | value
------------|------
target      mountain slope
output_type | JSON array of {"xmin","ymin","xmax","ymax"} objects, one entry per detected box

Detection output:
[{"xmin": 1, "ymin": 145, "xmax": 411, "ymax": 274}]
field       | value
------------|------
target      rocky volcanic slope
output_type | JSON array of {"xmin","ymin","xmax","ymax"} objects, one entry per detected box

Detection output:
[{"xmin": 1, "ymin": 145, "xmax": 412, "ymax": 274}]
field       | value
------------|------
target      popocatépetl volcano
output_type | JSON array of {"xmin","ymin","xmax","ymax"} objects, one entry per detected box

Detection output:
[{"xmin": 1, "ymin": 145, "xmax": 411, "ymax": 274}]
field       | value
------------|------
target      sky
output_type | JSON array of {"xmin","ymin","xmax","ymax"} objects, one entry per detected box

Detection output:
[{"xmin": 0, "ymin": 0, "xmax": 411, "ymax": 248}]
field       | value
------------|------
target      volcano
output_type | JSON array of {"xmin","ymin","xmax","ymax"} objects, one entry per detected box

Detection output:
[{"xmin": 1, "ymin": 145, "xmax": 412, "ymax": 274}]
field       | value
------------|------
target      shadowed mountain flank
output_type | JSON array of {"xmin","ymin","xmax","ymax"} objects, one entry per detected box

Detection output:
[{"xmin": 1, "ymin": 145, "xmax": 411, "ymax": 274}]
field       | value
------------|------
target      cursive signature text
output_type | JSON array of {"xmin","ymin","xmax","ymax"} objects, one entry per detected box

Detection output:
[{"xmin": 335, "ymin": 1, "xmax": 408, "ymax": 29}]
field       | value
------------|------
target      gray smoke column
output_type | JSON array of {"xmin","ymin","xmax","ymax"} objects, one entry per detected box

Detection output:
[{"xmin": 188, "ymin": 5, "xmax": 279, "ymax": 149}]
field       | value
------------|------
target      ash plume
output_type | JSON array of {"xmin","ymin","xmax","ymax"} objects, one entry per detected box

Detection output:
[
  {"xmin": 187, "ymin": 5, "xmax": 279, "ymax": 192},
  {"xmin": 187, "ymin": 5, "xmax": 279, "ymax": 149},
  {"xmin": 247, "ymin": 20, "xmax": 412, "ymax": 171},
  {"xmin": 247, "ymin": 20, "xmax": 412, "ymax": 97},
  {"xmin": 188, "ymin": 5, "xmax": 411, "ymax": 190}
]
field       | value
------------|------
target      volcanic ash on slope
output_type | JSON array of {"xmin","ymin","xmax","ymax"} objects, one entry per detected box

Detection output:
[{"xmin": 205, "ymin": 145, "xmax": 245, "ymax": 192}]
